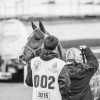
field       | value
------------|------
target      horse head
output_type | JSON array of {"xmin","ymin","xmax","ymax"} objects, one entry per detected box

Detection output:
[
  {"xmin": 18, "ymin": 21, "xmax": 66, "ymax": 66},
  {"xmin": 18, "ymin": 21, "xmax": 50, "ymax": 66}
]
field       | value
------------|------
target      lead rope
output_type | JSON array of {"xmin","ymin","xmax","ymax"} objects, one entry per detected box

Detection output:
[{"xmin": 80, "ymin": 48, "xmax": 85, "ymax": 63}]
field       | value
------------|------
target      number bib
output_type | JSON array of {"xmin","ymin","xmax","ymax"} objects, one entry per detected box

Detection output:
[
  {"xmin": 34, "ymin": 75, "xmax": 55, "ymax": 89},
  {"xmin": 32, "ymin": 74, "xmax": 57, "ymax": 100},
  {"xmin": 31, "ymin": 58, "xmax": 65, "ymax": 100},
  {"xmin": 36, "ymin": 91, "xmax": 50, "ymax": 99}
]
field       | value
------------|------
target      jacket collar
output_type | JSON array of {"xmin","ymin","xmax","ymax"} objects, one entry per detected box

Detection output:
[{"xmin": 40, "ymin": 50, "xmax": 58, "ymax": 61}]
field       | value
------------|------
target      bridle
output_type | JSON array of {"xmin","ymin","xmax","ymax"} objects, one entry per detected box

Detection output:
[
  {"xmin": 25, "ymin": 44, "xmax": 43, "ymax": 57},
  {"xmin": 18, "ymin": 24, "xmax": 50, "ymax": 65},
  {"xmin": 23, "ymin": 28, "xmax": 49, "ymax": 58}
]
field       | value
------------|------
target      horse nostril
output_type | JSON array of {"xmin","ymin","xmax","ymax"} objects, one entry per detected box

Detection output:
[{"xmin": 19, "ymin": 54, "xmax": 24, "ymax": 59}]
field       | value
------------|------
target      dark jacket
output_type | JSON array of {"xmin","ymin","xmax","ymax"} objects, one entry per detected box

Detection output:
[
  {"xmin": 67, "ymin": 47, "xmax": 99, "ymax": 100},
  {"xmin": 25, "ymin": 50, "xmax": 71, "ymax": 100},
  {"xmin": 97, "ymin": 95, "xmax": 100, "ymax": 100}
]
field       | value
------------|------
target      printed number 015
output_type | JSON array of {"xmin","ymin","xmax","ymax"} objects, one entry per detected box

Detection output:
[{"xmin": 34, "ymin": 75, "xmax": 55, "ymax": 89}]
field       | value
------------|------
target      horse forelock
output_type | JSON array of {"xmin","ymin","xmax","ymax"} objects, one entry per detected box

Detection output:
[
  {"xmin": 34, "ymin": 29, "xmax": 45, "ymax": 39},
  {"xmin": 27, "ymin": 28, "xmax": 44, "ymax": 43}
]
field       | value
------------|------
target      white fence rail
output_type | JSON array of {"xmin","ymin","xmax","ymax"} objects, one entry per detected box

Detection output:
[{"xmin": 0, "ymin": 0, "xmax": 100, "ymax": 18}]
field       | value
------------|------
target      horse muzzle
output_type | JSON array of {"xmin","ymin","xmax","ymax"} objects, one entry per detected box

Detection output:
[{"xmin": 17, "ymin": 55, "xmax": 27, "ymax": 66}]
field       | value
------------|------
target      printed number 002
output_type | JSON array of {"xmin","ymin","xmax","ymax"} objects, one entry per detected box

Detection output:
[{"xmin": 34, "ymin": 75, "xmax": 55, "ymax": 89}]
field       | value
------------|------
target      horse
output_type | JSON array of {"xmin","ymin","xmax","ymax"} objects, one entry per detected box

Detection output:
[
  {"xmin": 18, "ymin": 21, "xmax": 66, "ymax": 66},
  {"xmin": 18, "ymin": 21, "xmax": 50, "ymax": 66}
]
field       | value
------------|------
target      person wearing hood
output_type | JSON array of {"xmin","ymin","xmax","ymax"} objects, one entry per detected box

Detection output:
[
  {"xmin": 25, "ymin": 35, "xmax": 71, "ymax": 100},
  {"xmin": 65, "ymin": 45, "xmax": 99, "ymax": 100}
]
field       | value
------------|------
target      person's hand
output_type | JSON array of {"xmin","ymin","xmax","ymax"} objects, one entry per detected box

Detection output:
[{"xmin": 79, "ymin": 45, "xmax": 87, "ymax": 50}]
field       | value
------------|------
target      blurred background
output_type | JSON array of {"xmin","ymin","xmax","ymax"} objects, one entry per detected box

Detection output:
[
  {"xmin": 0, "ymin": 0, "xmax": 100, "ymax": 100},
  {"xmin": 0, "ymin": 0, "xmax": 100, "ymax": 18}
]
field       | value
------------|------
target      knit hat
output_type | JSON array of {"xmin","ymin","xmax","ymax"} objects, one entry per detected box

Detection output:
[{"xmin": 44, "ymin": 35, "xmax": 59, "ymax": 51}]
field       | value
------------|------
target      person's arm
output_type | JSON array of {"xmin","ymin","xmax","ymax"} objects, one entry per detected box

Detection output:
[
  {"xmin": 25, "ymin": 62, "xmax": 33, "ymax": 87},
  {"xmin": 80, "ymin": 46, "xmax": 99, "ymax": 73},
  {"xmin": 58, "ymin": 65, "xmax": 71, "ymax": 100}
]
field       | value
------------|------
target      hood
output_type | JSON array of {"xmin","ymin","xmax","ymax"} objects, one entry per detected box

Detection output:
[
  {"xmin": 40, "ymin": 50, "xmax": 58, "ymax": 61},
  {"xmin": 66, "ymin": 47, "xmax": 85, "ymax": 79},
  {"xmin": 66, "ymin": 48, "xmax": 83, "ymax": 63}
]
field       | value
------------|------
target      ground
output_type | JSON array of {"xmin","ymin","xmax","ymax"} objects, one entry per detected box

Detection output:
[{"xmin": 0, "ymin": 83, "xmax": 32, "ymax": 100}]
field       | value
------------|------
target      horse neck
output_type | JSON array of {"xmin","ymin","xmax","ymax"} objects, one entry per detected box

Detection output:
[{"xmin": 57, "ymin": 44, "xmax": 66, "ymax": 62}]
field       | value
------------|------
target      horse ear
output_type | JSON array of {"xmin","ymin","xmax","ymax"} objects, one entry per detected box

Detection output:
[
  {"xmin": 31, "ymin": 21, "xmax": 37, "ymax": 30},
  {"xmin": 39, "ymin": 21, "xmax": 46, "ymax": 33}
]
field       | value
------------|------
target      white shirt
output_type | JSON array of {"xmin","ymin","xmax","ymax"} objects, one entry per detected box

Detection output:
[{"xmin": 31, "ymin": 57, "xmax": 66, "ymax": 100}]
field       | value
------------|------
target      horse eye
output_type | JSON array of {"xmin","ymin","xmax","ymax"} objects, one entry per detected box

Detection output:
[{"xmin": 35, "ymin": 37, "xmax": 41, "ymax": 40}]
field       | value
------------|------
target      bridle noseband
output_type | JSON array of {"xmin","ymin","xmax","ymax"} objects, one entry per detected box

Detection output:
[{"xmin": 25, "ymin": 43, "xmax": 43, "ymax": 57}]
